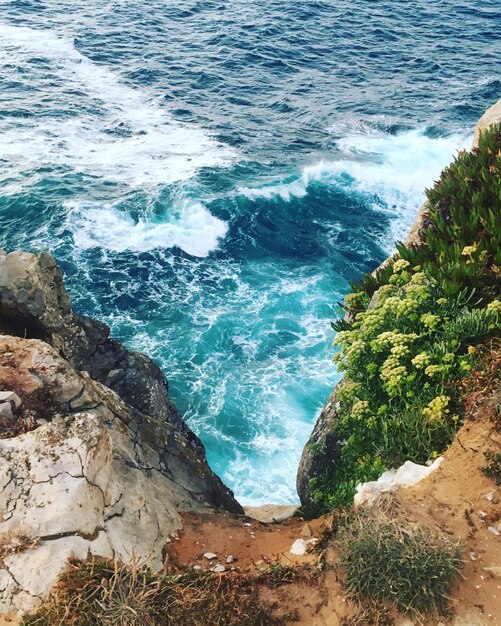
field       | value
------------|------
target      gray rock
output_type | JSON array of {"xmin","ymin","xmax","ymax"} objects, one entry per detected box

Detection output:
[
  {"xmin": 296, "ymin": 386, "xmax": 343, "ymax": 514},
  {"xmin": 0, "ymin": 402, "xmax": 14, "ymax": 421},
  {"xmin": 0, "ymin": 250, "xmax": 245, "ymax": 617},
  {"xmin": 0, "ymin": 250, "xmax": 242, "ymax": 516},
  {"xmin": 0, "ymin": 336, "xmax": 241, "ymax": 616}
]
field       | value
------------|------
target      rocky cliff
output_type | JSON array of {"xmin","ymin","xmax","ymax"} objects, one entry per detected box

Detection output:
[
  {"xmin": 0, "ymin": 250, "xmax": 242, "ymax": 616},
  {"xmin": 297, "ymin": 98, "xmax": 501, "ymax": 512}
]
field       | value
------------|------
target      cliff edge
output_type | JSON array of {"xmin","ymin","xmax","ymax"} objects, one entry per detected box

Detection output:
[
  {"xmin": 297, "ymin": 99, "xmax": 501, "ymax": 512},
  {"xmin": 0, "ymin": 250, "xmax": 242, "ymax": 616}
]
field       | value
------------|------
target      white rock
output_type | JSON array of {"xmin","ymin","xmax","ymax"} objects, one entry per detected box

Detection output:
[
  {"xmin": 486, "ymin": 491, "xmax": 495, "ymax": 502},
  {"xmin": 212, "ymin": 565, "xmax": 225, "ymax": 573},
  {"xmin": 354, "ymin": 457, "xmax": 443, "ymax": 507},
  {"xmin": 226, "ymin": 555, "xmax": 235, "ymax": 564},
  {"xmin": 290, "ymin": 538, "xmax": 318, "ymax": 556},
  {"xmin": 0, "ymin": 391, "xmax": 22, "ymax": 411},
  {"xmin": 487, "ymin": 527, "xmax": 500, "ymax": 536},
  {"xmin": 203, "ymin": 552, "xmax": 218, "ymax": 560}
]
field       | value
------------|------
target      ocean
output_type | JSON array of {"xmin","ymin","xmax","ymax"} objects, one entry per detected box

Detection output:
[{"xmin": 0, "ymin": 0, "xmax": 499, "ymax": 504}]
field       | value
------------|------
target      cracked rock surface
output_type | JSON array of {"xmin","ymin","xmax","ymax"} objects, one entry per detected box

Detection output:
[{"xmin": 0, "ymin": 251, "xmax": 242, "ymax": 617}]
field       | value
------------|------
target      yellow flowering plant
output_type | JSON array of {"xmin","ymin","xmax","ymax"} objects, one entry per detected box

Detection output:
[{"xmin": 312, "ymin": 125, "xmax": 501, "ymax": 512}]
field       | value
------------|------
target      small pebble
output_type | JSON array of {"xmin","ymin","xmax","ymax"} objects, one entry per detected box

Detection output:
[
  {"xmin": 203, "ymin": 552, "xmax": 218, "ymax": 560},
  {"xmin": 193, "ymin": 565, "xmax": 202, "ymax": 571},
  {"xmin": 488, "ymin": 527, "xmax": 500, "ymax": 536},
  {"xmin": 486, "ymin": 491, "xmax": 495, "ymax": 502},
  {"xmin": 226, "ymin": 555, "xmax": 235, "ymax": 564},
  {"xmin": 470, "ymin": 552, "xmax": 477, "ymax": 561}
]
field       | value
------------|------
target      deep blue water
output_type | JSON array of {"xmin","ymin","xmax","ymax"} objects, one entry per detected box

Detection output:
[{"xmin": 0, "ymin": 0, "xmax": 499, "ymax": 503}]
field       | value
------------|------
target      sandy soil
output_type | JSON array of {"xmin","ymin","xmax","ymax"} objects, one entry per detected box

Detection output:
[{"xmin": 169, "ymin": 391, "xmax": 501, "ymax": 626}]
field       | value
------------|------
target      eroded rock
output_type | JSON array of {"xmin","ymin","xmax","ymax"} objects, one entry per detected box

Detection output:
[{"xmin": 0, "ymin": 250, "xmax": 243, "ymax": 616}]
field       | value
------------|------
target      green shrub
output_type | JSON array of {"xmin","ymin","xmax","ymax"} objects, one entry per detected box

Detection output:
[
  {"xmin": 312, "ymin": 125, "xmax": 501, "ymax": 510},
  {"xmin": 337, "ymin": 512, "xmax": 463, "ymax": 615}
]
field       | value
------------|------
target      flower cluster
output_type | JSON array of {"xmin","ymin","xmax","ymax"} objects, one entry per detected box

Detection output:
[
  {"xmin": 461, "ymin": 244, "xmax": 477, "ymax": 256},
  {"xmin": 411, "ymin": 352, "xmax": 430, "ymax": 369},
  {"xmin": 424, "ymin": 363, "xmax": 449, "ymax": 377},
  {"xmin": 422, "ymin": 395, "xmax": 450, "ymax": 424},
  {"xmin": 392, "ymin": 259, "xmax": 410, "ymax": 273},
  {"xmin": 420, "ymin": 313, "xmax": 441, "ymax": 330},
  {"xmin": 380, "ymin": 354, "xmax": 408, "ymax": 396},
  {"xmin": 351, "ymin": 400, "xmax": 370, "ymax": 420},
  {"xmin": 371, "ymin": 331, "xmax": 418, "ymax": 353},
  {"xmin": 337, "ymin": 381, "xmax": 362, "ymax": 403},
  {"xmin": 487, "ymin": 300, "xmax": 501, "ymax": 314}
]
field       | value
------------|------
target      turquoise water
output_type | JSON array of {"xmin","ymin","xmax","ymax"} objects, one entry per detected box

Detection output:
[{"xmin": 0, "ymin": 0, "xmax": 499, "ymax": 503}]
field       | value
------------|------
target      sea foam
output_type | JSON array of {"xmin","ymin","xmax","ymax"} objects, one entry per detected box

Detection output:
[
  {"xmin": 66, "ymin": 199, "xmax": 228, "ymax": 257},
  {"xmin": 0, "ymin": 23, "xmax": 235, "ymax": 190},
  {"xmin": 238, "ymin": 129, "xmax": 469, "ymax": 249}
]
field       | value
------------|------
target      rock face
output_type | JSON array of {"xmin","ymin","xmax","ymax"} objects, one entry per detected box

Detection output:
[
  {"xmin": 296, "ymin": 98, "xmax": 501, "ymax": 512},
  {"xmin": 0, "ymin": 251, "xmax": 242, "ymax": 616}
]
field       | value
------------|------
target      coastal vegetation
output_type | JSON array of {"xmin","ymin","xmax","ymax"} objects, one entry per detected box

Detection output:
[
  {"xmin": 311, "ymin": 124, "xmax": 501, "ymax": 510},
  {"xmin": 336, "ymin": 508, "xmax": 463, "ymax": 615},
  {"xmin": 21, "ymin": 559, "xmax": 296, "ymax": 626}
]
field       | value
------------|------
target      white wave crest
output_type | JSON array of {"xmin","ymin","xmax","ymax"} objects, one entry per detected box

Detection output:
[
  {"xmin": 67, "ymin": 199, "xmax": 228, "ymax": 257},
  {"xmin": 0, "ymin": 23, "xmax": 236, "ymax": 190},
  {"xmin": 237, "ymin": 129, "xmax": 469, "ymax": 247}
]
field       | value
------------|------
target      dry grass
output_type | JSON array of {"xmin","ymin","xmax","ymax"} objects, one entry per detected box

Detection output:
[
  {"xmin": 0, "ymin": 533, "xmax": 39, "ymax": 564},
  {"xmin": 340, "ymin": 602, "xmax": 395, "ymax": 626},
  {"xmin": 21, "ymin": 558, "xmax": 298, "ymax": 626}
]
